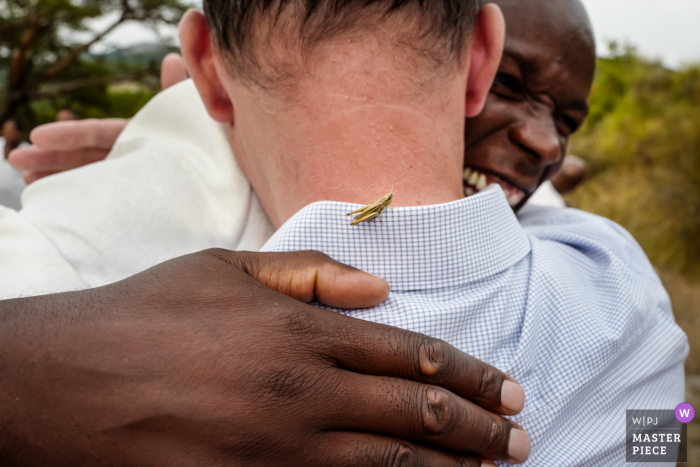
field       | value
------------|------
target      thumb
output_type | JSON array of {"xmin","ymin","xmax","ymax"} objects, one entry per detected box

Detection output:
[
  {"xmin": 161, "ymin": 53, "xmax": 189, "ymax": 90},
  {"xmin": 213, "ymin": 250, "xmax": 390, "ymax": 309}
]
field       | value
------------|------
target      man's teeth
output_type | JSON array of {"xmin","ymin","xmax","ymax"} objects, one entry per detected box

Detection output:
[{"xmin": 463, "ymin": 167, "xmax": 526, "ymax": 207}]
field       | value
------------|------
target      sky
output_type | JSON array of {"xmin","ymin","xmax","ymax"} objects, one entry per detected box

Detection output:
[
  {"xmin": 93, "ymin": 0, "xmax": 700, "ymax": 68},
  {"xmin": 582, "ymin": 0, "xmax": 700, "ymax": 68}
]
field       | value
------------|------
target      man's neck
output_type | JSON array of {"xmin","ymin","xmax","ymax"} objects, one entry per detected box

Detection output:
[
  {"xmin": 220, "ymin": 31, "xmax": 470, "ymax": 228},
  {"xmin": 226, "ymin": 85, "xmax": 466, "ymax": 228}
]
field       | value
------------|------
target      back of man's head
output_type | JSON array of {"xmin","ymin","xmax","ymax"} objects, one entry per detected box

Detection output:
[
  {"xmin": 182, "ymin": 0, "xmax": 503, "ymax": 227},
  {"xmin": 203, "ymin": 0, "xmax": 482, "ymax": 86}
]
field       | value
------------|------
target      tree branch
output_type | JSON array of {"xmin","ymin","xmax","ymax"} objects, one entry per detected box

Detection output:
[
  {"xmin": 9, "ymin": 10, "xmax": 42, "ymax": 87},
  {"xmin": 31, "ymin": 75, "xmax": 143, "ymax": 99},
  {"xmin": 41, "ymin": 9, "xmax": 128, "ymax": 82},
  {"xmin": 0, "ymin": 22, "xmax": 31, "ymax": 34}
]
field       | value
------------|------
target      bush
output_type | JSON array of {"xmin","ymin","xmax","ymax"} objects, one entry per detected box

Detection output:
[{"xmin": 567, "ymin": 44, "xmax": 700, "ymax": 277}]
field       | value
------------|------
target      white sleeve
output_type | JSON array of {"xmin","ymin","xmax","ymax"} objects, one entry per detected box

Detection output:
[
  {"xmin": 17, "ymin": 138, "xmax": 255, "ymax": 289},
  {"xmin": 0, "ymin": 80, "xmax": 270, "ymax": 295},
  {"xmin": 0, "ymin": 207, "xmax": 88, "ymax": 298}
]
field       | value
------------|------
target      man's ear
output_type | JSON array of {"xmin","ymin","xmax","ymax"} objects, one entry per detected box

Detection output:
[
  {"xmin": 465, "ymin": 4, "xmax": 505, "ymax": 118},
  {"xmin": 179, "ymin": 10, "xmax": 234, "ymax": 124}
]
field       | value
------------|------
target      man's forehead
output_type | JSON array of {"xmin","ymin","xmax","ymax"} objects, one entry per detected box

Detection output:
[
  {"xmin": 496, "ymin": 0, "xmax": 594, "ymax": 49},
  {"xmin": 496, "ymin": 0, "xmax": 596, "ymax": 96},
  {"xmin": 500, "ymin": 41, "xmax": 593, "ymax": 114},
  {"xmin": 501, "ymin": 37, "xmax": 594, "ymax": 82}
]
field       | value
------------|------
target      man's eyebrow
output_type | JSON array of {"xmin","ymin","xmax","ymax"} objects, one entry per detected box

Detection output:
[
  {"xmin": 501, "ymin": 47, "xmax": 591, "ymax": 116},
  {"xmin": 499, "ymin": 49, "xmax": 525, "ymax": 68}
]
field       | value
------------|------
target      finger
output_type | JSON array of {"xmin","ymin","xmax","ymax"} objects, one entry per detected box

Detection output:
[
  {"xmin": 329, "ymin": 372, "xmax": 530, "ymax": 463},
  {"xmin": 29, "ymin": 119, "xmax": 128, "ymax": 150},
  {"xmin": 23, "ymin": 171, "xmax": 59, "ymax": 185},
  {"xmin": 314, "ymin": 313, "xmax": 525, "ymax": 416},
  {"xmin": 206, "ymin": 249, "xmax": 390, "ymax": 309},
  {"xmin": 161, "ymin": 53, "xmax": 189, "ymax": 90},
  {"xmin": 551, "ymin": 154, "xmax": 587, "ymax": 194},
  {"xmin": 317, "ymin": 432, "xmax": 496, "ymax": 467},
  {"xmin": 9, "ymin": 146, "xmax": 110, "ymax": 172}
]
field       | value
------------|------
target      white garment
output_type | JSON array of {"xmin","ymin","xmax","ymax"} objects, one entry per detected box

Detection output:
[
  {"xmin": 527, "ymin": 180, "xmax": 566, "ymax": 208},
  {"xmin": 0, "ymin": 81, "xmax": 273, "ymax": 298},
  {"xmin": 0, "ymin": 139, "xmax": 28, "ymax": 210}
]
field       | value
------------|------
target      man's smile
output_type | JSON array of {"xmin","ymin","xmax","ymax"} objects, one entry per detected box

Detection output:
[{"xmin": 463, "ymin": 166, "xmax": 527, "ymax": 207}]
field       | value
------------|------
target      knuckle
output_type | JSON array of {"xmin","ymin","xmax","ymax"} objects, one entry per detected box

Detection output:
[
  {"xmin": 417, "ymin": 337, "xmax": 452, "ymax": 379},
  {"xmin": 484, "ymin": 417, "xmax": 510, "ymax": 453},
  {"xmin": 419, "ymin": 386, "xmax": 453, "ymax": 436},
  {"xmin": 476, "ymin": 364, "xmax": 503, "ymax": 399},
  {"xmin": 201, "ymin": 247, "xmax": 232, "ymax": 260},
  {"xmin": 268, "ymin": 306, "xmax": 325, "ymax": 350},
  {"xmin": 259, "ymin": 364, "xmax": 318, "ymax": 404},
  {"xmin": 201, "ymin": 247, "xmax": 240, "ymax": 270},
  {"xmin": 280, "ymin": 308, "xmax": 319, "ymax": 336},
  {"xmin": 385, "ymin": 441, "xmax": 422, "ymax": 467},
  {"xmin": 203, "ymin": 248, "xmax": 259, "ymax": 275}
]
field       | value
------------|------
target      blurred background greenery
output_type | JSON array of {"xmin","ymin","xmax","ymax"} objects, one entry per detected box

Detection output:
[
  {"xmin": 568, "ymin": 42, "xmax": 700, "ymax": 279},
  {"xmin": 0, "ymin": 0, "xmax": 188, "ymax": 127}
]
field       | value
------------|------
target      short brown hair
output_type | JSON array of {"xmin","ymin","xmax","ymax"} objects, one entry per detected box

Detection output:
[{"xmin": 204, "ymin": 0, "xmax": 482, "ymax": 85}]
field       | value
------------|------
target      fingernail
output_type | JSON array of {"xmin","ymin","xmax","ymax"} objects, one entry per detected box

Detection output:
[
  {"xmin": 481, "ymin": 462, "xmax": 497, "ymax": 467},
  {"xmin": 508, "ymin": 428, "xmax": 532, "ymax": 463},
  {"xmin": 501, "ymin": 380, "xmax": 525, "ymax": 413}
]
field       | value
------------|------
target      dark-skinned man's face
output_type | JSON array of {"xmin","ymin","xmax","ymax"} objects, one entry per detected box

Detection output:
[{"xmin": 462, "ymin": 0, "xmax": 596, "ymax": 210}]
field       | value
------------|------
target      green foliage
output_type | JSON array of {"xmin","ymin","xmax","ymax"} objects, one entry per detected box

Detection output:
[
  {"xmin": 568, "ymin": 44, "xmax": 700, "ymax": 276},
  {"xmin": 29, "ymin": 83, "xmax": 156, "ymax": 125},
  {"xmin": 0, "ymin": 0, "xmax": 191, "ymax": 128}
]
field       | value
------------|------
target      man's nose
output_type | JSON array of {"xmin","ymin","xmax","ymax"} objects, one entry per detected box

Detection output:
[{"xmin": 509, "ymin": 112, "xmax": 562, "ymax": 167}]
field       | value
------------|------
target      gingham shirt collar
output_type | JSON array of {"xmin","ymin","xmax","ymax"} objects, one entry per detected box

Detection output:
[{"xmin": 262, "ymin": 185, "xmax": 531, "ymax": 291}]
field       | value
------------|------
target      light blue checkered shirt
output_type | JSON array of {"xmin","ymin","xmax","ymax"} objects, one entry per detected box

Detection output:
[{"xmin": 261, "ymin": 185, "xmax": 688, "ymax": 466}]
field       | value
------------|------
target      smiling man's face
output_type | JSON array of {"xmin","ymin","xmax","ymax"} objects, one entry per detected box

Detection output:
[{"xmin": 462, "ymin": 0, "xmax": 596, "ymax": 210}]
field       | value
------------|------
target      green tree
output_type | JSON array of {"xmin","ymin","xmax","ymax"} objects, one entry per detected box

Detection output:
[
  {"xmin": 568, "ymin": 44, "xmax": 700, "ymax": 276},
  {"xmin": 0, "ymin": 0, "xmax": 190, "ymax": 126}
]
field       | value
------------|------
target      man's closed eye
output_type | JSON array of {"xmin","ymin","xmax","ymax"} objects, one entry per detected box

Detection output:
[
  {"xmin": 492, "ymin": 72, "xmax": 524, "ymax": 100},
  {"xmin": 555, "ymin": 113, "xmax": 581, "ymax": 136}
]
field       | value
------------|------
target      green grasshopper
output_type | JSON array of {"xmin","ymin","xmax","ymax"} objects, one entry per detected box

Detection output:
[{"xmin": 346, "ymin": 190, "xmax": 394, "ymax": 225}]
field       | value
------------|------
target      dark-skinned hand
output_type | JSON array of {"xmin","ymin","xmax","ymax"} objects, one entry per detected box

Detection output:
[{"xmin": 0, "ymin": 249, "xmax": 530, "ymax": 466}]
